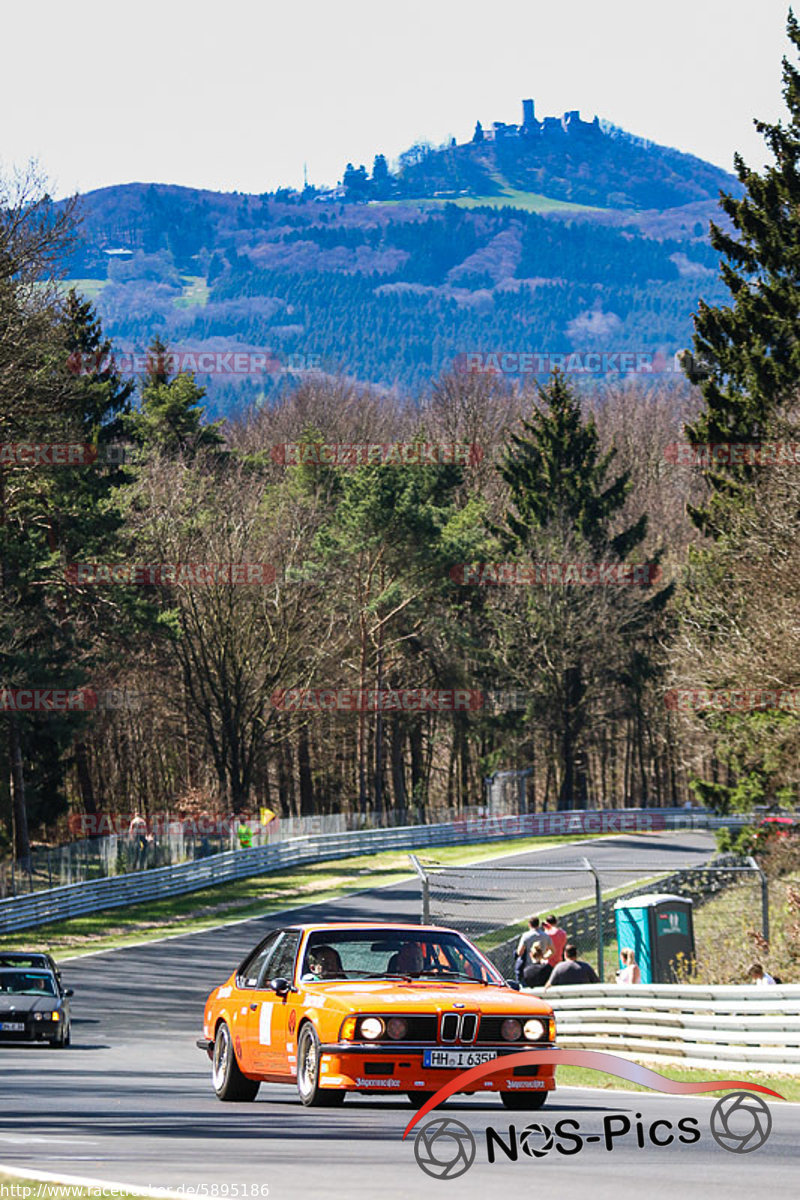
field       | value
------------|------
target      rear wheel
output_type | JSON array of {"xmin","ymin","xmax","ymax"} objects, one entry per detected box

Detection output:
[
  {"xmin": 500, "ymin": 1089, "xmax": 548, "ymax": 1110},
  {"xmin": 296, "ymin": 1024, "xmax": 345, "ymax": 1107},
  {"xmin": 212, "ymin": 1022, "xmax": 260, "ymax": 1101},
  {"xmin": 406, "ymin": 1091, "xmax": 436, "ymax": 1108}
]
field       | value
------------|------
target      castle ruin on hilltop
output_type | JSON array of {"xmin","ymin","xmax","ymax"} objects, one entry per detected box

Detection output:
[{"xmin": 482, "ymin": 99, "xmax": 602, "ymax": 142}]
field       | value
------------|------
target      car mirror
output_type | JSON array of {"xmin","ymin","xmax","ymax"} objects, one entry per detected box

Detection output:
[
  {"xmin": 64, "ymin": 988, "xmax": 74, "ymax": 997},
  {"xmin": 505, "ymin": 979, "xmax": 521, "ymax": 991},
  {"xmin": 270, "ymin": 976, "xmax": 292, "ymax": 997}
]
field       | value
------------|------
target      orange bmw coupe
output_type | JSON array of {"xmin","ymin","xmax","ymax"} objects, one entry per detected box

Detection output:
[{"xmin": 198, "ymin": 921, "xmax": 556, "ymax": 1110}]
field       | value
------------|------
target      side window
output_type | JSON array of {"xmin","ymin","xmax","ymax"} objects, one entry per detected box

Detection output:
[
  {"xmin": 261, "ymin": 932, "xmax": 301, "ymax": 986},
  {"xmin": 238, "ymin": 932, "xmax": 282, "ymax": 988}
]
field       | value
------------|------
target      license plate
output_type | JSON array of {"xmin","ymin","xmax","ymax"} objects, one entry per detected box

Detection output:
[
  {"xmin": 423, "ymin": 1049, "xmax": 497, "ymax": 1069},
  {"xmin": 0, "ymin": 1022, "xmax": 25, "ymax": 1032}
]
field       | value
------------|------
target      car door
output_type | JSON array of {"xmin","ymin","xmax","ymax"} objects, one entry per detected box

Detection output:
[
  {"xmin": 247, "ymin": 931, "xmax": 301, "ymax": 1077},
  {"xmin": 235, "ymin": 931, "xmax": 283, "ymax": 1073}
]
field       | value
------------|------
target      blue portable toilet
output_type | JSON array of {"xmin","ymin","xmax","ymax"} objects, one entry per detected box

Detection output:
[{"xmin": 614, "ymin": 893, "xmax": 695, "ymax": 984}]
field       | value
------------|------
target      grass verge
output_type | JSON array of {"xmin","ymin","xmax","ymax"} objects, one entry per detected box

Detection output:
[
  {"xmin": 3, "ymin": 833, "xmax": 618, "ymax": 958},
  {"xmin": 555, "ymin": 1063, "xmax": 800, "ymax": 1102}
]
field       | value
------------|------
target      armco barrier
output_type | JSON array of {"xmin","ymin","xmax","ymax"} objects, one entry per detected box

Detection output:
[
  {"xmin": 547, "ymin": 982, "xmax": 800, "ymax": 1073},
  {"xmin": 0, "ymin": 807, "xmax": 745, "ymax": 935}
]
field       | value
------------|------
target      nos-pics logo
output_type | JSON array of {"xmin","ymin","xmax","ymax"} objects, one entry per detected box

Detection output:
[
  {"xmin": 413, "ymin": 1093, "xmax": 772, "ymax": 1178},
  {"xmin": 404, "ymin": 1051, "xmax": 782, "ymax": 1179}
]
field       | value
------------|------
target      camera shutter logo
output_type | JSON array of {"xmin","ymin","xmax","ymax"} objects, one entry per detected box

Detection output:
[
  {"xmin": 710, "ymin": 1092, "xmax": 772, "ymax": 1153},
  {"xmin": 520, "ymin": 1122, "xmax": 555, "ymax": 1158},
  {"xmin": 414, "ymin": 1117, "xmax": 476, "ymax": 1179}
]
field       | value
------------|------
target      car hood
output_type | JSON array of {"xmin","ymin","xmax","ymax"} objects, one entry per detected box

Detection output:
[
  {"xmin": 301, "ymin": 980, "xmax": 552, "ymax": 1015},
  {"xmin": 0, "ymin": 995, "xmax": 60, "ymax": 1015}
]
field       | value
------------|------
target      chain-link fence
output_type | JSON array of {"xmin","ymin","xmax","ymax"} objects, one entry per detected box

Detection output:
[
  {"xmin": 411, "ymin": 852, "xmax": 768, "ymax": 982},
  {"xmin": 0, "ymin": 803, "xmax": 518, "ymax": 899}
]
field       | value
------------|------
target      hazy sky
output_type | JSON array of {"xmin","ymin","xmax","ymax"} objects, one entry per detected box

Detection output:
[{"xmin": 1, "ymin": 0, "xmax": 791, "ymax": 198}]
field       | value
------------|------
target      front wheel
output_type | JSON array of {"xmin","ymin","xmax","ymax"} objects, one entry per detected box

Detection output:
[
  {"xmin": 212, "ymin": 1022, "xmax": 260, "ymax": 1101},
  {"xmin": 407, "ymin": 1091, "xmax": 436, "ymax": 1108},
  {"xmin": 296, "ymin": 1024, "xmax": 345, "ymax": 1107},
  {"xmin": 500, "ymin": 1089, "xmax": 548, "ymax": 1110}
]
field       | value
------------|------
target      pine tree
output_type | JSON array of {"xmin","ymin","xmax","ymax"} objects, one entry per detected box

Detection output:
[
  {"xmin": 497, "ymin": 370, "xmax": 646, "ymax": 559},
  {"xmin": 495, "ymin": 372, "xmax": 668, "ymax": 809},
  {"xmin": 128, "ymin": 336, "xmax": 225, "ymax": 455},
  {"xmin": 685, "ymin": 10, "xmax": 800, "ymax": 530},
  {"xmin": 372, "ymin": 154, "xmax": 390, "ymax": 198}
]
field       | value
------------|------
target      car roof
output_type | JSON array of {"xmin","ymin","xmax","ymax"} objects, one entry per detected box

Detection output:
[
  {"xmin": 0, "ymin": 952, "xmax": 55, "ymax": 965},
  {"xmin": 284, "ymin": 922, "xmax": 460, "ymax": 935}
]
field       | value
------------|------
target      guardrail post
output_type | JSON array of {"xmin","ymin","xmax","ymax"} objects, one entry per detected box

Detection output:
[
  {"xmin": 409, "ymin": 853, "xmax": 430, "ymax": 924},
  {"xmin": 746, "ymin": 855, "xmax": 769, "ymax": 944},
  {"xmin": 582, "ymin": 856, "xmax": 604, "ymax": 982}
]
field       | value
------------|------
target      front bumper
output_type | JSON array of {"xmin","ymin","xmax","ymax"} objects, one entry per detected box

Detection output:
[
  {"xmin": 314, "ymin": 1041, "xmax": 557, "ymax": 1094},
  {"xmin": 0, "ymin": 1019, "xmax": 62, "ymax": 1042}
]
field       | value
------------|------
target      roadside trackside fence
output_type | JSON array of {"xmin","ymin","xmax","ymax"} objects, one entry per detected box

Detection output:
[
  {"xmin": 0, "ymin": 807, "xmax": 750, "ymax": 935},
  {"xmin": 412, "ymin": 853, "xmax": 768, "ymax": 982},
  {"xmin": 548, "ymin": 983, "xmax": 800, "ymax": 1073}
]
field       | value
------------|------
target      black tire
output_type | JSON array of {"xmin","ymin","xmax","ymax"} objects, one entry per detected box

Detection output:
[
  {"xmin": 296, "ymin": 1024, "xmax": 345, "ymax": 1107},
  {"xmin": 500, "ymin": 1089, "xmax": 548, "ymax": 1111},
  {"xmin": 407, "ymin": 1091, "xmax": 436, "ymax": 1108},
  {"xmin": 212, "ymin": 1021, "xmax": 260, "ymax": 1102},
  {"xmin": 50, "ymin": 1024, "xmax": 68, "ymax": 1048}
]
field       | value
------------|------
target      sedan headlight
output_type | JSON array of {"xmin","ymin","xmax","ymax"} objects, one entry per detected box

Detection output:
[
  {"xmin": 386, "ymin": 1017, "xmax": 408, "ymax": 1040},
  {"xmin": 523, "ymin": 1018, "xmax": 547, "ymax": 1041},
  {"xmin": 359, "ymin": 1017, "xmax": 385, "ymax": 1040},
  {"xmin": 500, "ymin": 1018, "xmax": 523, "ymax": 1041}
]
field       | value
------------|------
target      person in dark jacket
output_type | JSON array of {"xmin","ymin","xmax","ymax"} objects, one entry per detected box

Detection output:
[
  {"xmin": 543, "ymin": 944, "xmax": 599, "ymax": 990},
  {"xmin": 522, "ymin": 943, "xmax": 552, "ymax": 990}
]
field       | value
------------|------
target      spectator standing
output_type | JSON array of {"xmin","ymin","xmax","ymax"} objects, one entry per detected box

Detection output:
[
  {"xmin": 543, "ymin": 944, "xmax": 599, "ymax": 990},
  {"xmin": 515, "ymin": 917, "xmax": 554, "ymax": 982},
  {"xmin": 522, "ymin": 944, "xmax": 552, "ymax": 991},
  {"xmin": 543, "ymin": 914, "xmax": 567, "ymax": 965},
  {"xmin": 616, "ymin": 947, "xmax": 641, "ymax": 984}
]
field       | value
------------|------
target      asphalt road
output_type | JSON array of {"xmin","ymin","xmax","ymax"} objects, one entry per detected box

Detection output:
[{"xmin": 1, "ymin": 830, "xmax": 796, "ymax": 1200}]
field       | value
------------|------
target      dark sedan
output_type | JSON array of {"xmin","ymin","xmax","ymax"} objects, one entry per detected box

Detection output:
[{"xmin": 0, "ymin": 969, "xmax": 73, "ymax": 1047}]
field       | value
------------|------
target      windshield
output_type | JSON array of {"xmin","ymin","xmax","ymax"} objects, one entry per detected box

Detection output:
[
  {"xmin": 0, "ymin": 970, "xmax": 57, "ymax": 997},
  {"xmin": 299, "ymin": 929, "xmax": 504, "ymax": 984}
]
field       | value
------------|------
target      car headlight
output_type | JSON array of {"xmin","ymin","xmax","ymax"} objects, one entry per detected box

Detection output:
[
  {"xmin": 359, "ymin": 1017, "xmax": 385, "ymax": 1040},
  {"xmin": 523, "ymin": 1018, "xmax": 547, "ymax": 1041},
  {"xmin": 500, "ymin": 1018, "xmax": 523, "ymax": 1041},
  {"xmin": 34, "ymin": 1013, "xmax": 43, "ymax": 1022},
  {"xmin": 386, "ymin": 1017, "xmax": 408, "ymax": 1040}
]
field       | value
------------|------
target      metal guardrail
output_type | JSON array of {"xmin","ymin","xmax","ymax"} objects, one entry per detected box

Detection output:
[
  {"xmin": 548, "ymin": 983, "xmax": 800, "ymax": 1074},
  {"xmin": 0, "ymin": 807, "xmax": 747, "ymax": 935}
]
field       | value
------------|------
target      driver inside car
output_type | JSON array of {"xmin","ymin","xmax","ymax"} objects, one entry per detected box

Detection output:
[
  {"xmin": 305, "ymin": 945, "xmax": 343, "ymax": 979},
  {"xmin": 390, "ymin": 942, "xmax": 424, "ymax": 975}
]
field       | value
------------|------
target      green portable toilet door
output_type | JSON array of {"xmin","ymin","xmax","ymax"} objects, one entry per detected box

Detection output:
[{"xmin": 652, "ymin": 905, "xmax": 693, "ymax": 982}]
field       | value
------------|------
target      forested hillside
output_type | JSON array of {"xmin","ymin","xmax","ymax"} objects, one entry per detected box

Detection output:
[{"xmin": 56, "ymin": 107, "xmax": 741, "ymax": 414}]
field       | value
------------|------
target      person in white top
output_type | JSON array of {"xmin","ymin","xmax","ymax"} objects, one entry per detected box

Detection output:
[
  {"xmin": 514, "ymin": 917, "xmax": 554, "ymax": 982},
  {"xmin": 749, "ymin": 962, "xmax": 777, "ymax": 986},
  {"xmin": 615, "ymin": 947, "xmax": 641, "ymax": 984}
]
